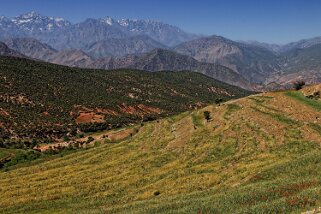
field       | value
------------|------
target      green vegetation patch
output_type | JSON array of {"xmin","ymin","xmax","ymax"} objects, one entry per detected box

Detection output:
[
  {"xmin": 0, "ymin": 150, "xmax": 9, "ymax": 160},
  {"xmin": 251, "ymin": 106, "xmax": 297, "ymax": 125},
  {"xmin": 224, "ymin": 103, "xmax": 242, "ymax": 119},
  {"xmin": 285, "ymin": 91, "xmax": 321, "ymax": 111},
  {"xmin": 191, "ymin": 112, "xmax": 203, "ymax": 127},
  {"xmin": 248, "ymin": 97, "xmax": 266, "ymax": 104},
  {"xmin": 309, "ymin": 123, "xmax": 321, "ymax": 136}
]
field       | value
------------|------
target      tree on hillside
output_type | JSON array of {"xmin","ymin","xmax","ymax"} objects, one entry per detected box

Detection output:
[
  {"xmin": 215, "ymin": 98, "xmax": 223, "ymax": 104},
  {"xmin": 203, "ymin": 111, "xmax": 211, "ymax": 122},
  {"xmin": 293, "ymin": 81, "xmax": 305, "ymax": 90}
]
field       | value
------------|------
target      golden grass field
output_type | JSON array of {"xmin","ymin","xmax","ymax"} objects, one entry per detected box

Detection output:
[{"xmin": 1, "ymin": 87, "xmax": 321, "ymax": 213}]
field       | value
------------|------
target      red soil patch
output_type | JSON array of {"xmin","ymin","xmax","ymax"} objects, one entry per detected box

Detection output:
[
  {"xmin": 96, "ymin": 108, "xmax": 118, "ymax": 115},
  {"xmin": 71, "ymin": 105, "xmax": 119, "ymax": 121},
  {"xmin": 41, "ymin": 111, "xmax": 50, "ymax": 116},
  {"xmin": 35, "ymin": 142, "xmax": 70, "ymax": 152},
  {"xmin": 0, "ymin": 108, "xmax": 9, "ymax": 116},
  {"xmin": 137, "ymin": 104, "xmax": 161, "ymax": 114},
  {"xmin": 118, "ymin": 103, "xmax": 162, "ymax": 116},
  {"xmin": 119, "ymin": 104, "xmax": 137, "ymax": 114},
  {"xmin": 76, "ymin": 112, "xmax": 105, "ymax": 124}
]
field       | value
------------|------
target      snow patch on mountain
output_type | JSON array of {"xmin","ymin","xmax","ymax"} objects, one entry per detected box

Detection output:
[
  {"xmin": 12, "ymin": 11, "xmax": 71, "ymax": 32},
  {"xmin": 101, "ymin": 17, "xmax": 114, "ymax": 25}
]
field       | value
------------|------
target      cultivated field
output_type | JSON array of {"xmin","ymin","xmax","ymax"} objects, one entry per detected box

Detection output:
[{"xmin": 0, "ymin": 87, "xmax": 321, "ymax": 213}]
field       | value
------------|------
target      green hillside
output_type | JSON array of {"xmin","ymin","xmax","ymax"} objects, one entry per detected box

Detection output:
[
  {"xmin": 0, "ymin": 56, "xmax": 251, "ymax": 141},
  {"xmin": 0, "ymin": 86, "xmax": 321, "ymax": 213}
]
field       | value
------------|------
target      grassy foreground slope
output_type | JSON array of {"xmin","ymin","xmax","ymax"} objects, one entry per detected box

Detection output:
[
  {"xmin": 0, "ymin": 56, "xmax": 251, "ymax": 140},
  {"xmin": 1, "ymin": 86, "xmax": 321, "ymax": 213}
]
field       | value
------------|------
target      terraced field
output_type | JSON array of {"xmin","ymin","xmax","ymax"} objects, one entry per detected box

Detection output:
[{"xmin": 1, "ymin": 87, "xmax": 321, "ymax": 213}]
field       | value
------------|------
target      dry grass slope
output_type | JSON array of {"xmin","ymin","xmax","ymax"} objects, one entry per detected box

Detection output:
[{"xmin": 0, "ymin": 86, "xmax": 321, "ymax": 213}]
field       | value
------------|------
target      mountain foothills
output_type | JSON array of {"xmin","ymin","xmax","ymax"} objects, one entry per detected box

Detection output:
[{"xmin": 0, "ymin": 56, "xmax": 251, "ymax": 141}]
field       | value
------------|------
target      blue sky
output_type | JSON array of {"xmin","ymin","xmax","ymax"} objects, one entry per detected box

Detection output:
[{"xmin": 1, "ymin": 0, "xmax": 321, "ymax": 44}]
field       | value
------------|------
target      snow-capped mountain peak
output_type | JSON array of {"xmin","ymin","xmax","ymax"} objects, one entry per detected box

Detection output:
[
  {"xmin": 118, "ymin": 18, "xmax": 130, "ymax": 27},
  {"xmin": 0, "ymin": 12, "xmax": 199, "ymax": 48},
  {"xmin": 100, "ymin": 16, "xmax": 114, "ymax": 25},
  {"xmin": 20, "ymin": 11, "xmax": 39, "ymax": 19},
  {"xmin": 0, "ymin": 15, "xmax": 8, "ymax": 21},
  {"xmin": 11, "ymin": 11, "xmax": 71, "ymax": 32},
  {"xmin": 0, "ymin": 15, "xmax": 15, "ymax": 27}
]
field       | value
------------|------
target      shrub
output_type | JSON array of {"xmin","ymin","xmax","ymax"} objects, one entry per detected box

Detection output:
[
  {"xmin": 78, "ymin": 133, "xmax": 85, "ymax": 138},
  {"xmin": 203, "ymin": 111, "xmax": 211, "ymax": 121},
  {"xmin": 215, "ymin": 98, "xmax": 223, "ymax": 104},
  {"xmin": 293, "ymin": 81, "xmax": 305, "ymax": 90},
  {"xmin": 87, "ymin": 136, "xmax": 94, "ymax": 144},
  {"xmin": 94, "ymin": 141, "xmax": 100, "ymax": 147},
  {"xmin": 63, "ymin": 135, "xmax": 70, "ymax": 142}
]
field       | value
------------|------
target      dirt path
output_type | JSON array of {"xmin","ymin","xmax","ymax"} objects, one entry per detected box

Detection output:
[
  {"xmin": 166, "ymin": 114, "xmax": 196, "ymax": 151},
  {"xmin": 36, "ymin": 126, "xmax": 139, "ymax": 152}
]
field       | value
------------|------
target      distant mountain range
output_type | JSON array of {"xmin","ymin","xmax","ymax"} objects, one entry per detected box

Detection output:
[
  {"xmin": 241, "ymin": 36, "xmax": 321, "ymax": 53},
  {"xmin": 2, "ymin": 38, "xmax": 251, "ymax": 89},
  {"xmin": 1, "ymin": 12, "xmax": 321, "ymax": 91},
  {"xmin": 0, "ymin": 11, "xmax": 199, "ymax": 49}
]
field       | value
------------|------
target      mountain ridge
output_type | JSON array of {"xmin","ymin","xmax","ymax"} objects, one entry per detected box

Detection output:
[
  {"xmin": 174, "ymin": 35, "xmax": 282, "ymax": 83},
  {"xmin": 0, "ymin": 11, "xmax": 200, "ymax": 49}
]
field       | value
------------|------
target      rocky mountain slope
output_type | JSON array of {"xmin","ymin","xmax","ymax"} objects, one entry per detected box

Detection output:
[
  {"xmin": 280, "ymin": 36, "xmax": 321, "ymax": 53},
  {"xmin": 83, "ymin": 35, "xmax": 167, "ymax": 58},
  {"xmin": 263, "ymin": 44, "xmax": 321, "ymax": 87},
  {"xmin": 174, "ymin": 35, "xmax": 282, "ymax": 83},
  {"xmin": 0, "ymin": 42, "xmax": 25, "ymax": 57},
  {"xmin": 1, "ymin": 38, "xmax": 252, "ymax": 89},
  {"xmin": 115, "ymin": 18, "xmax": 200, "ymax": 46},
  {"xmin": 4, "ymin": 37, "xmax": 57, "ymax": 60},
  {"xmin": 239, "ymin": 40, "xmax": 282, "ymax": 53},
  {"xmin": 3, "ymin": 38, "xmax": 94, "ymax": 67},
  {"xmin": 46, "ymin": 49, "xmax": 94, "ymax": 67},
  {"xmin": 89, "ymin": 49, "xmax": 252, "ymax": 89}
]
